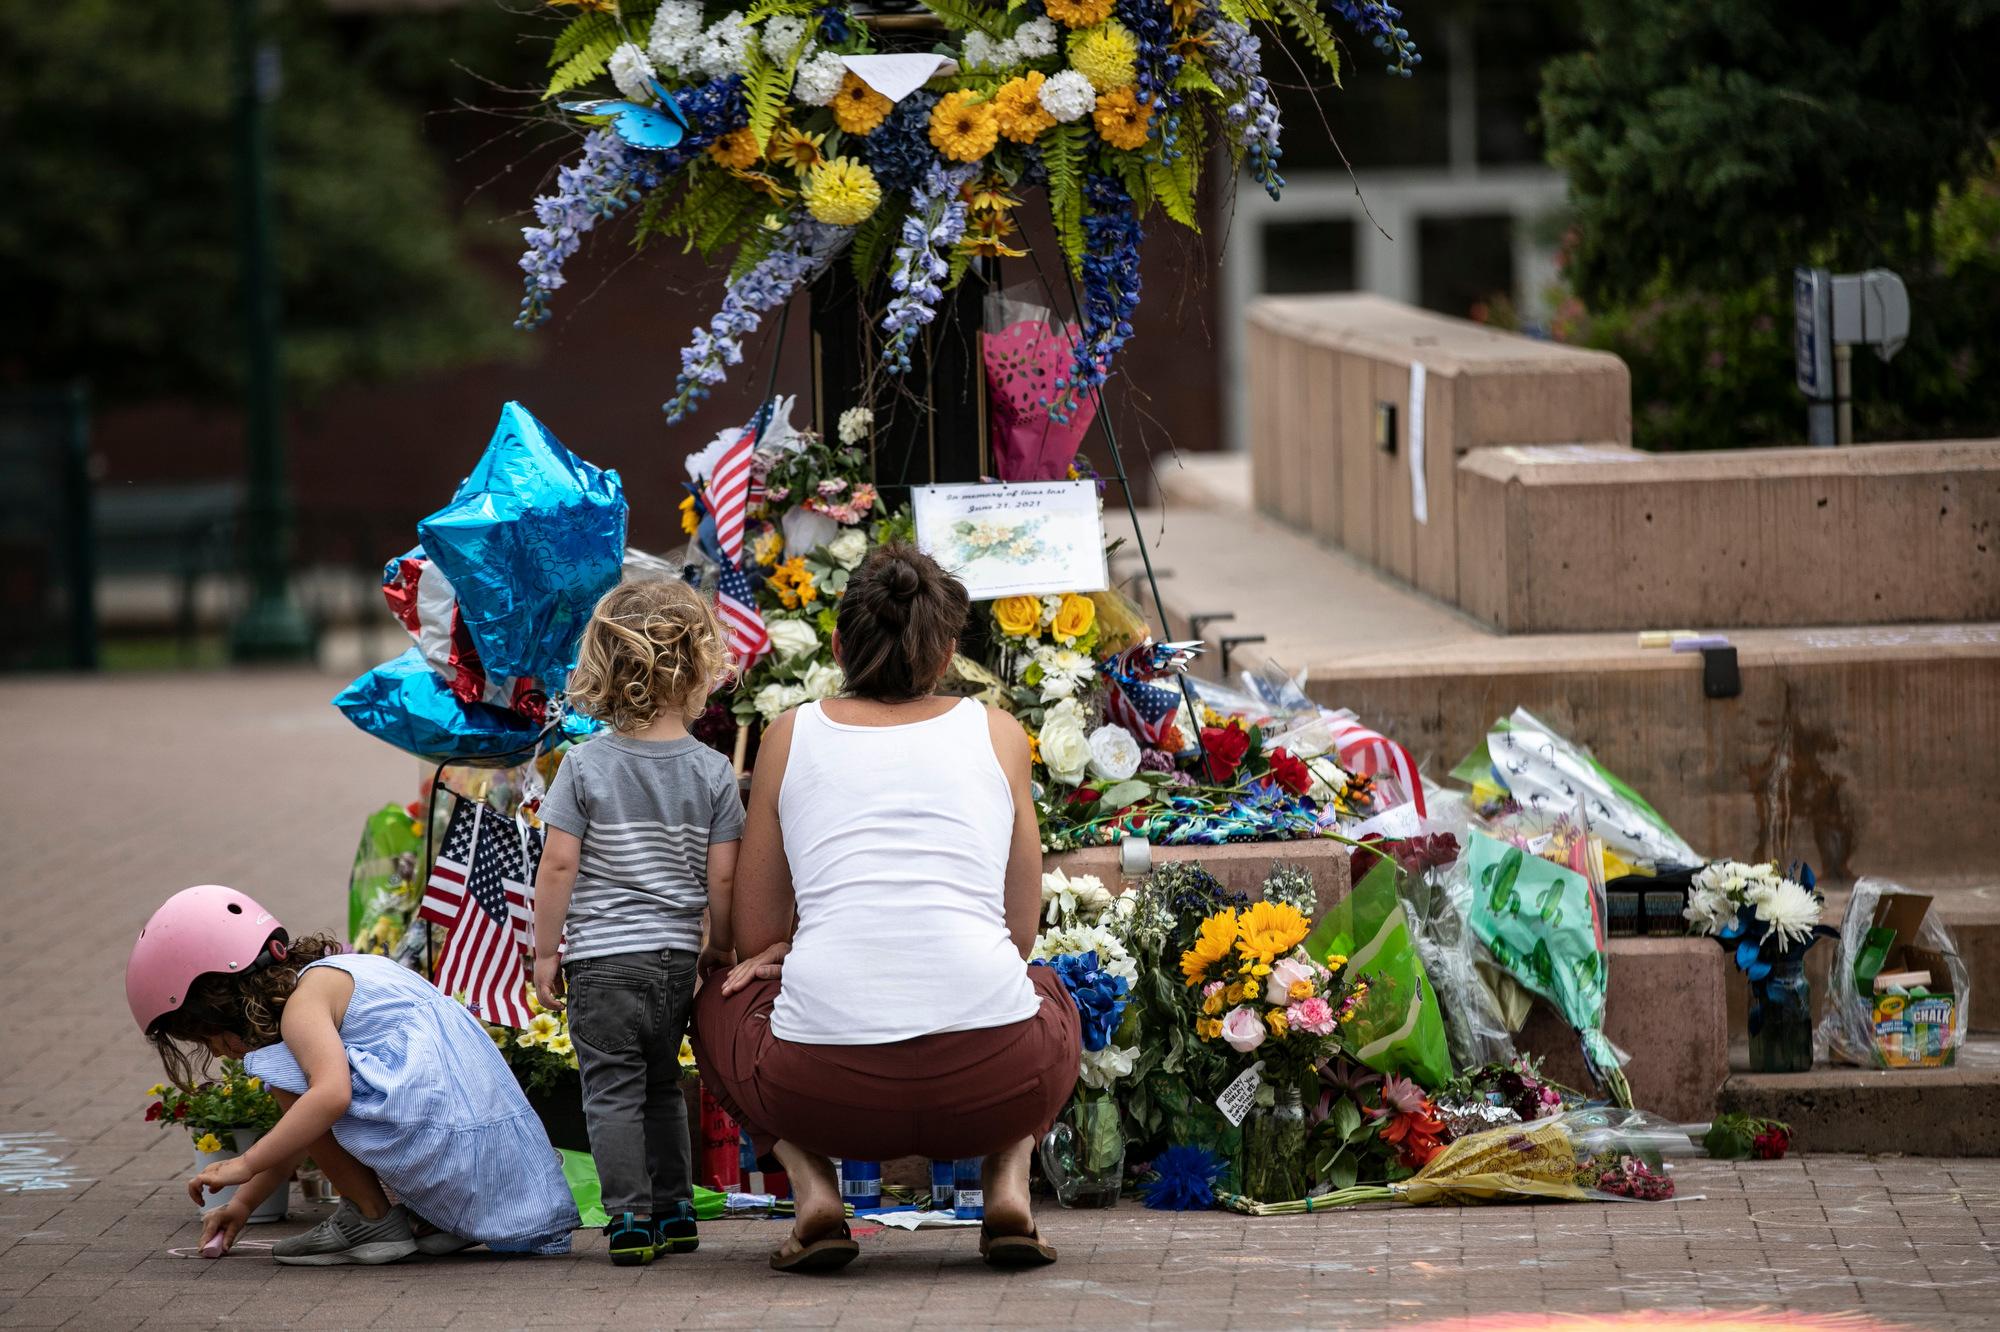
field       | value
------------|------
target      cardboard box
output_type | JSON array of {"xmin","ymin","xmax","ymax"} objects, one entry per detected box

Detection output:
[
  {"xmin": 1856, "ymin": 894, "xmax": 1958, "ymax": 1068},
  {"xmin": 1872, "ymin": 992, "xmax": 1958, "ymax": 1068}
]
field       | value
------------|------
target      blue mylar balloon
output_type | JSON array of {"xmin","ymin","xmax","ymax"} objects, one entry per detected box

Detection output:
[
  {"xmin": 333, "ymin": 647, "xmax": 599, "ymax": 765},
  {"xmin": 418, "ymin": 402, "xmax": 627, "ymax": 686}
]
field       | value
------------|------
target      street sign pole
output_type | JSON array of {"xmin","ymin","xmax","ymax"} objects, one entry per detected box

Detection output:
[
  {"xmin": 1794, "ymin": 267, "xmax": 1836, "ymax": 447},
  {"xmin": 228, "ymin": 0, "xmax": 314, "ymax": 662}
]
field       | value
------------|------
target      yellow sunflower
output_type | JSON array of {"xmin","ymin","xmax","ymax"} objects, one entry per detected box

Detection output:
[
  {"xmin": 831, "ymin": 73, "xmax": 892, "ymax": 135},
  {"xmin": 991, "ymin": 73, "xmax": 1057, "ymax": 144},
  {"xmin": 707, "ymin": 127, "xmax": 761, "ymax": 170},
  {"xmin": 929, "ymin": 90, "xmax": 1000, "ymax": 163},
  {"xmin": 1179, "ymin": 907, "xmax": 1238, "ymax": 986},
  {"xmin": 802, "ymin": 157, "xmax": 882, "ymax": 226},
  {"xmin": 1043, "ymin": 0, "xmax": 1115, "ymax": 27},
  {"xmin": 1236, "ymin": 900, "xmax": 1310, "ymax": 966},
  {"xmin": 1092, "ymin": 85, "xmax": 1154, "ymax": 151},
  {"xmin": 768, "ymin": 124, "xmax": 827, "ymax": 172}
]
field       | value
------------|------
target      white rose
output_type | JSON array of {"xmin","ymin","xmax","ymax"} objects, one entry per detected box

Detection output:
[
  {"xmin": 766, "ymin": 618, "xmax": 819, "ymax": 662},
  {"xmin": 1039, "ymin": 699, "xmax": 1092, "ymax": 786},
  {"xmin": 825, "ymin": 528, "xmax": 869, "ymax": 571},
  {"xmin": 803, "ymin": 659, "xmax": 846, "ymax": 700},
  {"xmin": 753, "ymin": 682, "xmax": 808, "ymax": 723},
  {"xmin": 1087, "ymin": 724, "xmax": 1141, "ymax": 783}
]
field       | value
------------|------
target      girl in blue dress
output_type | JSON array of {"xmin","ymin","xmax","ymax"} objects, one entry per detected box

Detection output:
[{"xmin": 127, "ymin": 884, "xmax": 579, "ymax": 1264}]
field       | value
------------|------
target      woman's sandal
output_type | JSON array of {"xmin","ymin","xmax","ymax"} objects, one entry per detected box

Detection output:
[
  {"xmin": 769, "ymin": 1219, "xmax": 859, "ymax": 1274},
  {"xmin": 978, "ymin": 1223, "xmax": 1059, "ymax": 1269}
]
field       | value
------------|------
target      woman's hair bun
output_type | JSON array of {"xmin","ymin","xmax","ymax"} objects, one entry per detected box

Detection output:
[
  {"xmin": 835, "ymin": 543, "xmax": 970, "ymax": 701},
  {"xmin": 883, "ymin": 556, "xmax": 922, "ymax": 599}
]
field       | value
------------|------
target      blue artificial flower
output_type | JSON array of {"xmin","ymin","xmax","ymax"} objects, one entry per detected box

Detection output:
[
  {"xmin": 1034, "ymin": 950, "xmax": 1130, "ymax": 1051},
  {"xmin": 814, "ymin": 4, "xmax": 852, "ymax": 45},
  {"xmin": 516, "ymin": 129, "xmax": 645, "ymax": 329},
  {"xmin": 864, "ymin": 91, "xmax": 939, "ymax": 196},
  {"xmin": 1116, "ymin": 0, "xmax": 1181, "ymax": 106},
  {"xmin": 1323, "ymin": 0, "xmax": 1421, "ymax": 76},
  {"xmin": 1142, "ymin": 1145, "xmax": 1225, "ymax": 1211}
]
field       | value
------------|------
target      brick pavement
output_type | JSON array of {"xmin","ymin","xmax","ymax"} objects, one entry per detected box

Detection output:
[{"xmin": 3, "ymin": 673, "xmax": 1997, "ymax": 1330}]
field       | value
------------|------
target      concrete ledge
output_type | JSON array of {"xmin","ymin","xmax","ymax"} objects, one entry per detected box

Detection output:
[
  {"xmin": 1718, "ymin": 1036, "xmax": 2000, "ymax": 1155},
  {"xmin": 1457, "ymin": 440, "xmax": 2000, "ymax": 631},
  {"xmin": 1518, "ymin": 937, "xmax": 1729, "ymax": 1123}
]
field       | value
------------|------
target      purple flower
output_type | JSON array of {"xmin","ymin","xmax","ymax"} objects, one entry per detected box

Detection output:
[
  {"xmin": 515, "ymin": 130, "xmax": 645, "ymax": 329},
  {"xmin": 880, "ymin": 161, "xmax": 976, "ymax": 374},
  {"xmin": 1206, "ymin": 11, "xmax": 1284, "ymax": 200}
]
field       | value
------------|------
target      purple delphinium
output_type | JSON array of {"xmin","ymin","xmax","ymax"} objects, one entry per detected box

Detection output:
[
  {"xmin": 516, "ymin": 130, "xmax": 646, "ymax": 330},
  {"xmin": 880, "ymin": 161, "xmax": 978, "ymax": 374},
  {"xmin": 1115, "ymin": 0, "xmax": 1181, "ymax": 106},
  {"xmin": 665, "ymin": 219, "xmax": 853, "ymax": 423},
  {"xmin": 1206, "ymin": 13, "xmax": 1283, "ymax": 200},
  {"xmin": 1325, "ymin": 0, "xmax": 1420, "ymax": 76},
  {"xmin": 1063, "ymin": 173, "xmax": 1143, "ymax": 400}
]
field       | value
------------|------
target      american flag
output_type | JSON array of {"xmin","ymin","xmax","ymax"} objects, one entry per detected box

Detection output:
[
  {"xmin": 418, "ymin": 798, "xmax": 535, "ymax": 1029},
  {"xmin": 1100, "ymin": 644, "xmax": 1186, "ymax": 747},
  {"xmin": 1326, "ymin": 710, "xmax": 1427, "ymax": 817},
  {"xmin": 706, "ymin": 419, "xmax": 770, "ymax": 669}
]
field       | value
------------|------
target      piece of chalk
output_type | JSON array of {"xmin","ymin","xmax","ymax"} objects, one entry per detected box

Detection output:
[
  {"xmin": 201, "ymin": 1232, "xmax": 228, "ymax": 1258},
  {"xmin": 1637, "ymin": 630, "xmax": 1701, "ymax": 648},
  {"xmin": 1671, "ymin": 636, "xmax": 1732, "ymax": 652}
]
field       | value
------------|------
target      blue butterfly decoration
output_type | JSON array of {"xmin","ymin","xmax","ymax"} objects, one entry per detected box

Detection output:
[{"xmin": 560, "ymin": 77, "xmax": 689, "ymax": 151}]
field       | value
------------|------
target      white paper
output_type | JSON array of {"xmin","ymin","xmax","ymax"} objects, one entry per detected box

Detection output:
[
  {"xmin": 1351, "ymin": 801, "xmax": 1422, "ymax": 841},
  {"xmin": 911, "ymin": 480, "xmax": 1108, "ymax": 601},
  {"xmin": 866, "ymin": 1210, "xmax": 983, "ymax": 1231},
  {"xmin": 1408, "ymin": 360, "xmax": 1428, "ymax": 525},
  {"xmin": 1215, "ymin": 1060, "xmax": 1265, "ymax": 1128},
  {"xmin": 841, "ymin": 54, "xmax": 959, "ymax": 103}
]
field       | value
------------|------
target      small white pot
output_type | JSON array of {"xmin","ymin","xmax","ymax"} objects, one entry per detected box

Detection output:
[{"xmin": 195, "ymin": 1128, "xmax": 290, "ymax": 1224}]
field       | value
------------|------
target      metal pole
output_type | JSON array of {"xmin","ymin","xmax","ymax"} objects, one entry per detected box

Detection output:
[
  {"xmin": 228, "ymin": 0, "xmax": 314, "ymax": 662},
  {"xmin": 1834, "ymin": 344, "xmax": 1853, "ymax": 446}
]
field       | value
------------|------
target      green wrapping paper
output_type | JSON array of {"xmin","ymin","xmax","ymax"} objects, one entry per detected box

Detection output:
[
  {"xmin": 558, "ymin": 1149, "xmax": 727, "ymax": 1229},
  {"xmin": 1464, "ymin": 832, "xmax": 1632, "ymax": 1106},
  {"xmin": 347, "ymin": 803, "xmax": 424, "ymax": 953},
  {"xmin": 1303, "ymin": 859, "xmax": 1453, "ymax": 1090}
]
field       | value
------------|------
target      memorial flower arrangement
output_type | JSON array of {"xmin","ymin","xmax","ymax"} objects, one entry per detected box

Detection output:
[
  {"xmin": 1684, "ymin": 859, "xmax": 1838, "ymax": 996},
  {"xmin": 517, "ymin": 0, "xmax": 1420, "ymax": 421},
  {"xmin": 143, "ymin": 1059, "xmax": 280, "ymax": 1153}
]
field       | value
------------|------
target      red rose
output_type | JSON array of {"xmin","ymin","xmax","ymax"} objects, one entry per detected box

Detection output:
[
  {"xmin": 144, "ymin": 1103, "xmax": 163, "ymax": 1122},
  {"xmin": 1199, "ymin": 722, "xmax": 1251, "ymax": 782},
  {"xmin": 1267, "ymin": 747, "xmax": 1311, "ymax": 796},
  {"xmin": 1068, "ymin": 787, "xmax": 1102, "ymax": 806},
  {"xmin": 1752, "ymin": 1126, "xmax": 1791, "ymax": 1160}
]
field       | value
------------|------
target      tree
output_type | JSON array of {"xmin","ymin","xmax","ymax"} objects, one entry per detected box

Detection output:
[{"xmin": 0, "ymin": 1, "xmax": 523, "ymax": 402}]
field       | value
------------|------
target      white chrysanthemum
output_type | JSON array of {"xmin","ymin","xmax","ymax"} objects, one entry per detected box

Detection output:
[
  {"xmin": 647, "ymin": 1, "xmax": 704, "ymax": 70},
  {"xmin": 1033, "ymin": 644, "xmax": 1095, "ymax": 700},
  {"xmin": 1014, "ymin": 17, "xmax": 1059, "ymax": 59},
  {"xmin": 1038, "ymin": 68, "xmax": 1097, "ymax": 122},
  {"xmin": 1031, "ymin": 923, "xmax": 1137, "ymax": 985},
  {"xmin": 1682, "ymin": 882, "xmax": 1735, "ymax": 936},
  {"xmin": 962, "ymin": 31, "xmax": 1020, "ymax": 70},
  {"xmin": 607, "ymin": 43, "xmax": 658, "ymax": 103},
  {"xmin": 761, "ymin": 14, "xmax": 812, "ymax": 66},
  {"xmin": 696, "ymin": 13, "xmax": 755, "ymax": 80},
  {"xmin": 837, "ymin": 405, "xmax": 873, "ymax": 445},
  {"xmin": 793, "ymin": 49, "xmax": 849, "ymax": 106},
  {"xmin": 1755, "ymin": 876, "xmax": 1822, "ymax": 950}
]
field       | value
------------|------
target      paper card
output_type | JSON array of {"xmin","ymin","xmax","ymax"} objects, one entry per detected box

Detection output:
[
  {"xmin": 1215, "ymin": 1060, "xmax": 1265, "ymax": 1127},
  {"xmin": 841, "ymin": 54, "xmax": 959, "ymax": 103},
  {"xmin": 912, "ymin": 480, "xmax": 1108, "ymax": 600},
  {"xmin": 1350, "ymin": 801, "xmax": 1422, "ymax": 841},
  {"xmin": 1408, "ymin": 361, "xmax": 1428, "ymax": 525}
]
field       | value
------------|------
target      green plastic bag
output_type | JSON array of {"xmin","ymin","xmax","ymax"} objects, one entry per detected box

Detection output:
[
  {"xmin": 347, "ymin": 803, "xmax": 424, "ymax": 954},
  {"xmin": 558, "ymin": 1149, "xmax": 728, "ymax": 1229},
  {"xmin": 1463, "ymin": 831, "xmax": 1632, "ymax": 1106},
  {"xmin": 1304, "ymin": 858, "xmax": 1453, "ymax": 1090}
]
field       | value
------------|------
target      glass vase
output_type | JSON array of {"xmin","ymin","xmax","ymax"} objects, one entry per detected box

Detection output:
[
  {"xmin": 1237, "ymin": 1084, "xmax": 1308, "ymax": 1203},
  {"xmin": 1038, "ymin": 1091, "xmax": 1124, "ymax": 1208},
  {"xmin": 1749, "ymin": 950, "xmax": 1814, "ymax": 1073}
]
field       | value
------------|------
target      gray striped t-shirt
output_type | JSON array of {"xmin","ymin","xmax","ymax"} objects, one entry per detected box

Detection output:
[{"xmin": 538, "ymin": 733, "xmax": 744, "ymax": 963}]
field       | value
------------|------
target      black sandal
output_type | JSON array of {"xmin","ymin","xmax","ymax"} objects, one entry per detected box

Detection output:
[
  {"xmin": 769, "ymin": 1219, "xmax": 859, "ymax": 1274},
  {"xmin": 979, "ymin": 1223, "xmax": 1058, "ymax": 1269}
]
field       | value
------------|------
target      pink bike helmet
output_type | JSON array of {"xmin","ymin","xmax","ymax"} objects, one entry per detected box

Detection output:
[{"xmin": 126, "ymin": 885, "xmax": 290, "ymax": 1033}]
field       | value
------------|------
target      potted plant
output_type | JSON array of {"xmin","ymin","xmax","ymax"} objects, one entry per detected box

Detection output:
[
  {"xmin": 488, "ymin": 993, "xmax": 700, "ymax": 1155},
  {"xmin": 144, "ymin": 1058, "xmax": 288, "ymax": 1222}
]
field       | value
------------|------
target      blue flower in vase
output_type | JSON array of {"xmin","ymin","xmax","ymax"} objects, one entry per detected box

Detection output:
[{"xmin": 1034, "ymin": 951, "xmax": 1130, "ymax": 1051}]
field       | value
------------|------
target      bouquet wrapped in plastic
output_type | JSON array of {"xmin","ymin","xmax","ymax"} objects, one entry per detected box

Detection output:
[
  {"xmin": 982, "ymin": 287, "xmax": 1098, "ymax": 481},
  {"xmin": 1220, "ymin": 1107, "xmax": 1691, "ymax": 1213}
]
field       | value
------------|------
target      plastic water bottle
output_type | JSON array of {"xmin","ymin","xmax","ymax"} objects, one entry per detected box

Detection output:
[
  {"xmin": 952, "ymin": 1158, "xmax": 984, "ymax": 1220},
  {"xmin": 840, "ymin": 1159, "xmax": 881, "ymax": 1210},
  {"xmin": 928, "ymin": 1160, "xmax": 955, "ymax": 1211}
]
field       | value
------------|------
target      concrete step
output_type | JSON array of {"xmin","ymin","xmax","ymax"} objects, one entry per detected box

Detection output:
[{"xmin": 1716, "ymin": 1036, "xmax": 2000, "ymax": 1156}]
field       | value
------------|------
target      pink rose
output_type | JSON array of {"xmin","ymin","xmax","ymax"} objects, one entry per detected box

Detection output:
[
  {"xmin": 1220, "ymin": 1006, "xmax": 1267, "ymax": 1053},
  {"xmin": 1264, "ymin": 956, "xmax": 1317, "ymax": 1006},
  {"xmin": 1286, "ymin": 997, "xmax": 1337, "ymax": 1037}
]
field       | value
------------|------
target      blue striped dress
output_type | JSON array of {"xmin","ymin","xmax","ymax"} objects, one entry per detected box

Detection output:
[{"xmin": 245, "ymin": 953, "xmax": 578, "ymax": 1253}]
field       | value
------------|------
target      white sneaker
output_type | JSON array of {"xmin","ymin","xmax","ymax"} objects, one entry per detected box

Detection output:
[{"xmin": 271, "ymin": 1200, "xmax": 418, "ymax": 1266}]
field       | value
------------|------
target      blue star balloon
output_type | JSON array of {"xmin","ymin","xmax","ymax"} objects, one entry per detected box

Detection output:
[
  {"xmin": 418, "ymin": 402, "xmax": 627, "ymax": 686},
  {"xmin": 560, "ymin": 78, "xmax": 689, "ymax": 151},
  {"xmin": 333, "ymin": 647, "xmax": 599, "ymax": 764}
]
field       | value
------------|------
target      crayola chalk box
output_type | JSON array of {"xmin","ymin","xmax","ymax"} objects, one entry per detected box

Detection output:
[{"xmin": 1871, "ymin": 992, "xmax": 1957, "ymax": 1068}]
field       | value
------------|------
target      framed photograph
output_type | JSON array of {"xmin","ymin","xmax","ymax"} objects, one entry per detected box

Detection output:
[{"xmin": 911, "ymin": 480, "xmax": 1109, "ymax": 601}]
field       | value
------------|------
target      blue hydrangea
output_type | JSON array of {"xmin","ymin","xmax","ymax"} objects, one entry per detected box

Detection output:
[
  {"xmin": 864, "ymin": 91, "xmax": 940, "ymax": 196},
  {"xmin": 1033, "ymin": 951, "xmax": 1131, "ymax": 1051}
]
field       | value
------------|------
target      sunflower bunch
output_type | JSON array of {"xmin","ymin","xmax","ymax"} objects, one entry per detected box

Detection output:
[{"xmin": 1181, "ymin": 900, "xmax": 1359, "ymax": 1078}]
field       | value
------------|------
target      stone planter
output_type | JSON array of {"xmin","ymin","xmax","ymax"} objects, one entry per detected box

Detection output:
[{"xmin": 194, "ymin": 1128, "xmax": 289, "ymax": 1223}]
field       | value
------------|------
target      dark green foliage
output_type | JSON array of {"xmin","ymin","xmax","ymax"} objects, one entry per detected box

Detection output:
[{"xmin": 0, "ymin": 1, "xmax": 520, "ymax": 402}]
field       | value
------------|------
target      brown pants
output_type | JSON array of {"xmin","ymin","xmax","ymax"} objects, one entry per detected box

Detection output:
[{"xmin": 690, "ymin": 965, "xmax": 1081, "ymax": 1161}]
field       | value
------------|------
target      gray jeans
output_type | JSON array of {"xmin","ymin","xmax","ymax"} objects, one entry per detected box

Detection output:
[{"xmin": 565, "ymin": 948, "xmax": 698, "ymax": 1219}]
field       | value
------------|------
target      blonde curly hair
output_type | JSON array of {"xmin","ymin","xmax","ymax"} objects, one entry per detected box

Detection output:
[{"xmin": 567, "ymin": 579, "xmax": 726, "ymax": 731}]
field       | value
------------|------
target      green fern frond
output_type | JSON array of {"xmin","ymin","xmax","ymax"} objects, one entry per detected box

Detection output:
[
  {"xmin": 745, "ymin": 0, "xmax": 817, "ymax": 22},
  {"xmin": 1174, "ymin": 63, "xmax": 1220, "ymax": 97},
  {"xmin": 547, "ymin": 30, "xmax": 621, "ymax": 98},
  {"xmin": 1270, "ymin": 0, "xmax": 1342, "ymax": 83},
  {"xmin": 729, "ymin": 221, "xmax": 784, "ymax": 280},
  {"xmin": 1148, "ymin": 158, "xmax": 1199, "ymax": 229},
  {"xmin": 917, "ymin": 0, "xmax": 1009, "ymax": 39},
  {"xmin": 1118, "ymin": 155, "xmax": 1152, "ymax": 217},
  {"xmin": 743, "ymin": 50, "xmax": 792, "ymax": 150},
  {"xmin": 850, "ymin": 204, "xmax": 904, "ymax": 286},
  {"xmin": 1042, "ymin": 124, "xmax": 1087, "ymax": 277},
  {"xmin": 550, "ymin": 11, "xmax": 616, "ymax": 69}
]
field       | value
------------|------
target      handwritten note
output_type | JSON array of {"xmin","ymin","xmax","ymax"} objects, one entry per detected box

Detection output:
[{"xmin": 1215, "ymin": 1061, "xmax": 1265, "ymax": 1127}]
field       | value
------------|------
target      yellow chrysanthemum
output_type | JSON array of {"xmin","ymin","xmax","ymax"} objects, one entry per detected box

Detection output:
[
  {"xmin": 992, "ymin": 73, "xmax": 1057, "ymax": 144},
  {"xmin": 769, "ymin": 557, "xmax": 819, "ymax": 608},
  {"xmin": 1043, "ymin": 0, "xmax": 1114, "ymax": 27},
  {"xmin": 929, "ymin": 90, "xmax": 1000, "ymax": 163},
  {"xmin": 1092, "ymin": 85, "xmax": 1154, "ymax": 150},
  {"xmin": 680, "ymin": 493, "xmax": 700, "ymax": 536},
  {"xmin": 1069, "ymin": 22, "xmax": 1138, "ymax": 93},
  {"xmin": 194, "ymin": 1133, "xmax": 223, "ymax": 1154},
  {"xmin": 1179, "ymin": 907, "xmax": 1238, "ymax": 985},
  {"xmin": 832, "ymin": 73, "xmax": 892, "ymax": 135},
  {"xmin": 1236, "ymin": 900, "xmax": 1311, "ymax": 965},
  {"xmin": 802, "ymin": 156, "xmax": 883, "ymax": 226},
  {"xmin": 708, "ymin": 126, "xmax": 761, "ymax": 170},
  {"xmin": 1264, "ymin": 1008, "xmax": 1289, "ymax": 1038},
  {"xmin": 1201, "ymin": 990, "xmax": 1223, "ymax": 1015},
  {"xmin": 1287, "ymin": 979, "xmax": 1315, "ymax": 1002},
  {"xmin": 768, "ymin": 125, "xmax": 827, "ymax": 172}
]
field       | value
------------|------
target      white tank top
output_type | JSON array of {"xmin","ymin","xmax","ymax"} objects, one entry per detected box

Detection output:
[{"xmin": 768, "ymin": 698, "xmax": 1043, "ymax": 1045}]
